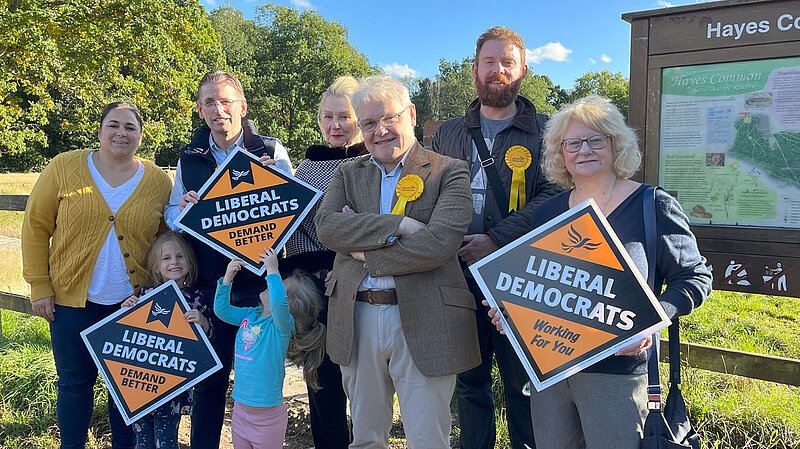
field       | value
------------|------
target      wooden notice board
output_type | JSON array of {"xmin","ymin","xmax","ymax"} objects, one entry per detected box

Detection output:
[{"xmin": 623, "ymin": 0, "xmax": 800, "ymax": 298}]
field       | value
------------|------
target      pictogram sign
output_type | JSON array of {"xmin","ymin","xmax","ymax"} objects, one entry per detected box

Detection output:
[
  {"xmin": 175, "ymin": 147, "xmax": 322, "ymax": 274},
  {"xmin": 80, "ymin": 281, "xmax": 222, "ymax": 425},
  {"xmin": 470, "ymin": 199, "xmax": 671, "ymax": 391}
]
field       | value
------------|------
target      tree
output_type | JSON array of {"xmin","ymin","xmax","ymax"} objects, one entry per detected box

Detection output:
[
  {"xmin": 519, "ymin": 73, "xmax": 556, "ymax": 115},
  {"xmin": 0, "ymin": 0, "xmax": 225, "ymax": 170},
  {"xmin": 570, "ymin": 70, "xmax": 630, "ymax": 119},
  {"xmin": 228, "ymin": 4, "xmax": 375, "ymax": 162}
]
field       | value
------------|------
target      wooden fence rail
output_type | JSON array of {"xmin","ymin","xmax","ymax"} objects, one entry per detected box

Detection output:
[{"xmin": 1, "ymin": 195, "xmax": 798, "ymax": 387}]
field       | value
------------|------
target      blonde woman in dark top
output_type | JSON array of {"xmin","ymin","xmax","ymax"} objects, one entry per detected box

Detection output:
[
  {"xmin": 490, "ymin": 95, "xmax": 711, "ymax": 449},
  {"xmin": 282, "ymin": 76, "xmax": 366, "ymax": 448}
]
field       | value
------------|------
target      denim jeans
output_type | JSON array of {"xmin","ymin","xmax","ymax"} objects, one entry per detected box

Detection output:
[
  {"xmin": 455, "ymin": 277, "xmax": 535, "ymax": 449},
  {"xmin": 50, "ymin": 302, "xmax": 135, "ymax": 449}
]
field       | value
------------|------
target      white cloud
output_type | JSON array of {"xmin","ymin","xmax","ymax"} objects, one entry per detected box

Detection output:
[
  {"xmin": 589, "ymin": 58, "xmax": 597, "ymax": 65},
  {"xmin": 525, "ymin": 42, "xmax": 572, "ymax": 64},
  {"xmin": 600, "ymin": 53, "xmax": 612, "ymax": 63},
  {"xmin": 203, "ymin": 0, "xmax": 216, "ymax": 6},
  {"xmin": 657, "ymin": 0, "xmax": 674, "ymax": 7},
  {"xmin": 290, "ymin": 0, "xmax": 315, "ymax": 10},
  {"xmin": 382, "ymin": 63, "xmax": 419, "ymax": 79}
]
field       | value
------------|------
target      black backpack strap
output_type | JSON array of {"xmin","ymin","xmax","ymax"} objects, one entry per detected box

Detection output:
[
  {"xmin": 643, "ymin": 186, "xmax": 662, "ymax": 408},
  {"xmin": 468, "ymin": 127, "xmax": 510, "ymax": 219}
]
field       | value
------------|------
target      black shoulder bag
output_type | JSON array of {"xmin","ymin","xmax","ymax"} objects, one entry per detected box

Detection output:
[
  {"xmin": 468, "ymin": 127, "xmax": 510, "ymax": 219},
  {"xmin": 642, "ymin": 186, "xmax": 701, "ymax": 449}
]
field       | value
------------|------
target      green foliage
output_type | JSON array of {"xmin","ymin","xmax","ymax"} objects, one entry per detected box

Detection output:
[
  {"xmin": 519, "ymin": 73, "xmax": 556, "ymax": 115},
  {"xmin": 0, "ymin": 0, "xmax": 225, "ymax": 170},
  {"xmin": 570, "ymin": 70, "xmax": 630, "ymax": 119}
]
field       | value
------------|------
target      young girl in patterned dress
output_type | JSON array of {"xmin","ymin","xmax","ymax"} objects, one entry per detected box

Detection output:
[{"xmin": 121, "ymin": 232, "xmax": 213, "ymax": 449}]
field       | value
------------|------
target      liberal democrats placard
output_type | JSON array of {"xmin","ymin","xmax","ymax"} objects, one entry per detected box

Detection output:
[
  {"xmin": 80, "ymin": 281, "xmax": 222, "ymax": 425},
  {"xmin": 175, "ymin": 147, "xmax": 322, "ymax": 275},
  {"xmin": 470, "ymin": 199, "xmax": 671, "ymax": 391}
]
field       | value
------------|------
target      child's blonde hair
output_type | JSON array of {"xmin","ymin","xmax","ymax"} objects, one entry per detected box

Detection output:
[
  {"xmin": 146, "ymin": 232, "xmax": 198, "ymax": 287},
  {"xmin": 285, "ymin": 269, "xmax": 326, "ymax": 391}
]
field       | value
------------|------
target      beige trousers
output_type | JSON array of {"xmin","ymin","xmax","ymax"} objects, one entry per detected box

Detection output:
[{"xmin": 341, "ymin": 301, "xmax": 456, "ymax": 449}]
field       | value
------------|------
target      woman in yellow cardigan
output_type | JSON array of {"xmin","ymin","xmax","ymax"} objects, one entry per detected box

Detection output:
[{"xmin": 22, "ymin": 102, "xmax": 172, "ymax": 449}]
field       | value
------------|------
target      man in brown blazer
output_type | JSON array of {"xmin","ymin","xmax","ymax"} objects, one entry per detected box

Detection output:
[{"xmin": 315, "ymin": 75, "xmax": 480, "ymax": 448}]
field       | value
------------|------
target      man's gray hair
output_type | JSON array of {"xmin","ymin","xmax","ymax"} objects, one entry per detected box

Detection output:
[{"xmin": 351, "ymin": 75, "xmax": 411, "ymax": 112}]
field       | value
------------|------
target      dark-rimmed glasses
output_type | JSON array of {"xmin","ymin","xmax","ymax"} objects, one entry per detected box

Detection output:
[
  {"xmin": 560, "ymin": 134, "xmax": 610, "ymax": 153},
  {"xmin": 358, "ymin": 105, "xmax": 409, "ymax": 133}
]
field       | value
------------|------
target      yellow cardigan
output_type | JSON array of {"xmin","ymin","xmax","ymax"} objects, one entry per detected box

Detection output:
[{"xmin": 22, "ymin": 149, "xmax": 172, "ymax": 307}]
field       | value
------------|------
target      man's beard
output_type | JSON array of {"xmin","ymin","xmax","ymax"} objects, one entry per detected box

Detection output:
[{"xmin": 476, "ymin": 73, "xmax": 522, "ymax": 108}]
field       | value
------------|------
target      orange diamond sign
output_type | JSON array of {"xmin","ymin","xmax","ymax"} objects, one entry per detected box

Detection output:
[
  {"xmin": 469, "ymin": 199, "xmax": 671, "ymax": 391},
  {"xmin": 175, "ymin": 147, "xmax": 322, "ymax": 275},
  {"xmin": 81, "ymin": 281, "xmax": 222, "ymax": 425}
]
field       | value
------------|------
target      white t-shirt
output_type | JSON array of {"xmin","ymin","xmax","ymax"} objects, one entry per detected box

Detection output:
[{"xmin": 86, "ymin": 152, "xmax": 144, "ymax": 305}]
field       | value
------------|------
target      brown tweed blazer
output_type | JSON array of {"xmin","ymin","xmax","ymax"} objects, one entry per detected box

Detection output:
[{"xmin": 315, "ymin": 142, "xmax": 480, "ymax": 377}]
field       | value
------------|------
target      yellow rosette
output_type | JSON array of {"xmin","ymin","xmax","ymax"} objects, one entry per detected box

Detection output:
[
  {"xmin": 391, "ymin": 174, "xmax": 424, "ymax": 215},
  {"xmin": 505, "ymin": 145, "xmax": 531, "ymax": 212}
]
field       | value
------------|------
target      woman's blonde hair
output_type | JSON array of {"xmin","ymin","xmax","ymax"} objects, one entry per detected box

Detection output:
[
  {"xmin": 146, "ymin": 232, "xmax": 198, "ymax": 287},
  {"xmin": 318, "ymin": 76, "xmax": 363, "ymax": 147},
  {"xmin": 285, "ymin": 269, "xmax": 326, "ymax": 391},
  {"xmin": 542, "ymin": 95, "xmax": 641, "ymax": 188}
]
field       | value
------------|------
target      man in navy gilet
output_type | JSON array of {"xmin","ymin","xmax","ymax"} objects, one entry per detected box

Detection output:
[{"xmin": 164, "ymin": 69, "xmax": 293, "ymax": 449}]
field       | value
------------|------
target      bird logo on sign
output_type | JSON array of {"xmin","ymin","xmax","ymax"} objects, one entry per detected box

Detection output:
[{"xmin": 561, "ymin": 225, "xmax": 601, "ymax": 253}]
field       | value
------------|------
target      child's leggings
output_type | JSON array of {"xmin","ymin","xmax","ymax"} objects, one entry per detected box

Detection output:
[{"xmin": 231, "ymin": 400, "xmax": 288, "ymax": 449}]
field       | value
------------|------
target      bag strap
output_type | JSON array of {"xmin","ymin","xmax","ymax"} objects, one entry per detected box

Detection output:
[
  {"xmin": 643, "ymin": 186, "xmax": 683, "ymax": 387},
  {"xmin": 643, "ymin": 186, "xmax": 662, "ymax": 409},
  {"xmin": 669, "ymin": 319, "xmax": 682, "ymax": 386},
  {"xmin": 468, "ymin": 127, "xmax": 510, "ymax": 219}
]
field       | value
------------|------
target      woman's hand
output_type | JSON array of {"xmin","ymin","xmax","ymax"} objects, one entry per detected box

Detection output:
[
  {"xmin": 178, "ymin": 190, "xmax": 200, "ymax": 212},
  {"xmin": 615, "ymin": 335, "xmax": 653, "ymax": 356},
  {"xmin": 121, "ymin": 295, "xmax": 139, "ymax": 308},
  {"xmin": 31, "ymin": 296, "xmax": 55, "ymax": 322},
  {"xmin": 483, "ymin": 299, "xmax": 506, "ymax": 335},
  {"xmin": 224, "ymin": 258, "xmax": 246, "ymax": 285},
  {"xmin": 184, "ymin": 309, "xmax": 210, "ymax": 334},
  {"xmin": 259, "ymin": 248, "xmax": 279, "ymax": 275}
]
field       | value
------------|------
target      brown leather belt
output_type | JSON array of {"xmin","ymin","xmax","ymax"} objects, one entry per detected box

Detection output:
[{"xmin": 355, "ymin": 290, "xmax": 398, "ymax": 305}]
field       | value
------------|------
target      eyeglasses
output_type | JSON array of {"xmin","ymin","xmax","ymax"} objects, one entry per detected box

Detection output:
[
  {"xmin": 560, "ymin": 134, "xmax": 610, "ymax": 153},
  {"xmin": 201, "ymin": 99, "xmax": 241, "ymax": 109},
  {"xmin": 358, "ymin": 105, "xmax": 409, "ymax": 133}
]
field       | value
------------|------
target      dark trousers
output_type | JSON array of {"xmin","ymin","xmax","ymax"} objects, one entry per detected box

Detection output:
[
  {"xmin": 306, "ymin": 352, "xmax": 351, "ymax": 449},
  {"xmin": 455, "ymin": 277, "xmax": 535, "ymax": 449},
  {"xmin": 190, "ymin": 314, "xmax": 237, "ymax": 449},
  {"xmin": 50, "ymin": 303, "xmax": 136, "ymax": 449}
]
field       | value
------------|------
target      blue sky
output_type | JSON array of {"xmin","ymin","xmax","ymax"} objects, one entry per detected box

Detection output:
[{"xmin": 212, "ymin": 0, "xmax": 706, "ymax": 88}]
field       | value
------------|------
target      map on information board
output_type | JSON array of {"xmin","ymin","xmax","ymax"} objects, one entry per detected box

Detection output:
[{"xmin": 659, "ymin": 57, "xmax": 800, "ymax": 228}]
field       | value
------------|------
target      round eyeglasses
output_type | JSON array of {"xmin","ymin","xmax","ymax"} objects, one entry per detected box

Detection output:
[
  {"xmin": 560, "ymin": 134, "xmax": 610, "ymax": 153},
  {"xmin": 357, "ymin": 105, "xmax": 409, "ymax": 133}
]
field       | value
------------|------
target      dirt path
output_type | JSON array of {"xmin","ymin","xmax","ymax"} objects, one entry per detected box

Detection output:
[
  {"xmin": 177, "ymin": 363, "xmax": 315, "ymax": 448},
  {"xmin": 175, "ymin": 362, "xmax": 427, "ymax": 448}
]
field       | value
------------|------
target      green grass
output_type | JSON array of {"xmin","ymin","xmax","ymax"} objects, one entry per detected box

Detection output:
[
  {"xmin": 0, "ymin": 311, "xmax": 114, "ymax": 449},
  {"xmin": 676, "ymin": 291, "xmax": 800, "ymax": 448}
]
